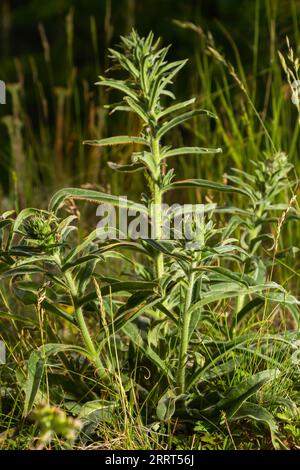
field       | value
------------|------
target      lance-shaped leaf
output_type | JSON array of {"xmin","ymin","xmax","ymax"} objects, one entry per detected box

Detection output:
[
  {"xmin": 83, "ymin": 135, "xmax": 149, "ymax": 147},
  {"xmin": 108, "ymin": 49, "xmax": 139, "ymax": 78},
  {"xmin": 163, "ymin": 146, "xmax": 222, "ymax": 160},
  {"xmin": 188, "ymin": 282, "xmax": 299, "ymax": 319},
  {"xmin": 228, "ymin": 402, "xmax": 278, "ymax": 442},
  {"xmin": 211, "ymin": 369, "xmax": 280, "ymax": 419},
  {"xmin": 157, "ymin": 109, "xmax": 218, "ymax": 138},
  {"xmin": 42, "ymin": 299, "xmax": 77, "ymax": 325},
  {"xmin": 162, "ymin": 178, "xmax": 254, "ymax": 200},
  {"xmin": 124, "ymin": 96, "xmax": 149, "ymax": 123},
  {"xmin": 101, "ymin": 294, "xmax": 162, "ymax": 337},
  {"xmin": 107, "ymin": 161, "xmax": 144, "ymax": 173},
  {"xmin": 157, "ymin": 98, "xmax": 196, "ymax": 119},
  {"xmin": 95, "ymin": 77, "xmax": 139, "ymax": 101},
  {"xmin": 122, "ymin": 322, "xmax": 173, "ymax": 379},
  {"xmin": 49, "ymin": 188, "xmax": 148, "ymax": 215},
  {"xmin": 23, "ymin": 343, "xmax": 88, "ymax": 416},
  {"xmin": 0, "ymin": 264, "xmax": 46, "ymax": 279},
  {"xmin": 78, "ymin": 280, "xmax": 158, "ymax": 306}
]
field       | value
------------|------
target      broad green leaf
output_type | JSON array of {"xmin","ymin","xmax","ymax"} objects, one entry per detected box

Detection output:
[
  {"xmin": 23, "ymin": 350, "xmax": 44, "ymax": 417},
  {"xmin": 23, "ymin": 343, "xmax": 89, "ymax": 416},
  {"xmin": 156, "ymin": 389, "xmax": 184, "ymax": 421},
  {"xmin": 42, "ymin": 299, "xmax": 77, "ymax": 324},
  {"xmin": 229, "ymin": 402, "xmax": 278, "ymax": 438},
  {"xmin": 11, "ymin": 280, "xmax": 39, "ymax": 305},
  {"xmin": 214, "ymin": 369, "xmax": 280, "ymax": 418},
  {"xmin": 78, "ymin": 399, "xmax": 118, "ymax": 421},
  {"xmin": 201, "ymin": 369, "xmax": 280, "ymax": 420},
  {"xmin": 108, "ymin": 48, "xmax": 139, "ymax": 78}
]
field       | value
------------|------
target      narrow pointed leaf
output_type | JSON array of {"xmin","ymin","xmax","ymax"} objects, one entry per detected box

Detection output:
[
  {"xmin": 157, "ymin": 109, "xmax": 217, "ymax": 138},
  {"xmin": 83, "ymin": 135, "xmax": 149, "ymax": 147},
  {"xmin": 163, "ymin": 178, "xmax": 254, "ymax": 200},
  {"xmin": 49, "ymin": 188, "xmax": 148, "ymax": 215},
  {"xmin": 164, "ymin": 146, "xmax": 222, "ymax": 159}
]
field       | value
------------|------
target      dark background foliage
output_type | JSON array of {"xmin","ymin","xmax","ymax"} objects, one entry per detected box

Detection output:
[{"xmin": 0, "ymin": 0, "xmax": 299, "ymax": 206}]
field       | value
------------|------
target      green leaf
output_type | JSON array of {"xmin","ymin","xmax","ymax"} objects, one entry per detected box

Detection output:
[
  {"xmin": 131, "ymin": 151, "xmax": 157, "ymax": 175},
  {"xmin": 23, "ymin": 351, "xmax": 44, "ymax": 417},
  {"xmin": 164, "ymin": 146, "xmax": 222, "ymax": 160},
  {"xmin": 11, "ymin": 280, "xmax": 39, "ymax": 305},
  {"xmin": 95, "ymin": 78, "xmax": 139, "ymax": 101},
  {"xmin": 83, "ymin": 135, "xmax": 149, "ymax": 147},
  {"xmin": 163, "ymin": 178, "xmax": 254, "ymax": 200},
  {"xmin": 233, "ymin": 298, "xmax": 264, "ymax": 329},
  {"xmin": 108, "ymin": 48, "xmax": 139, "ymax": 78},
  {"xmin": 23, "ymin": 343, "xmax": 89, "ymax": 416},
  {"xmin": 0, "ymin": 264, "xmax": 46, "ymax": 279},
  {"xmin": 107, "ymin": 161, "xmax": 144, "ymax": 173},
  {"xmin": 157, "ymin": 98, "xmax": 196, "ymax": 119},
  {"xmin": 124, "ymin": 96, "xmax": 149, "ymax": 123},
  {"xmin": 156, "ymin": 389, "xmax": 183, "ymax": 421},
  {"xmin": 213, "ymin": 369, "xmax": 280, "ymax": 418},
  {"xmin": 42, "ymin": 299, "xmax": 77, "ymax": 325},
  {"xmin": 109, "ymin": 294, "xmax": 161, "ymax": 335},
  {"xmin": 78, "ymin": 280, "xmax": 158, "ymax": 306},
  {"xmin": 229, "ymin": 402, "xmax": 277, "ymax": 433},
  {"xmin": 49, "ymin": 187, "xmax": 148, "ymax": 215},
  {"xmin": 228, "ymin": 402, "xmax": 280, "ymax": 448},
  {"xmin": 157, "ymin": 109, "xmax": 217, "ymax": 138},
  {"xmin": 123, "ymin": 322, "xmax": 173, "ymax": 379},
  {"xmin": 78, "ymin": 399, "xmax": 118, "ymax": 420},
  {"xmin": 188, "ymin": 283, "xmax": 278, "ymax": 316},
  {"xmin": 0, "ymin": 311, "xmax": 37, "ymax": 324}
]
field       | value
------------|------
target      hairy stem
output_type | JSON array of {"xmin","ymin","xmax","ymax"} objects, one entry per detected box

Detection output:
[
  {"xmin": 234, "ymin": 207, "xmax": 264, "ymax": 325},
  {"xmin": 64, "ymin": 269, "xmax": 105, "ymax": 379},
  {"xmin": 177, "ymin": 266, "xmax": 195, "ymax": 393},
  {"xmin": 152, "ymin": 136, "xmax": 164, "ymax": 279}
]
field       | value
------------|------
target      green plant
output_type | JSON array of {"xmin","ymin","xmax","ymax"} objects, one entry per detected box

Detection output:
[{"xmin": 1, "ymin": 29, "xmax": 300, "ymax": 450}]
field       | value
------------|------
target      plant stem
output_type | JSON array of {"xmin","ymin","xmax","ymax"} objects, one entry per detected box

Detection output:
[
  {"xmin": 234, "ymin": 207, "xmax": 264, "ymax": 321},
  {"xmin": 152, "ymin": 136, "xmax": 164, "ymax": 279},
  {"xmin": 177, "ymin": 266, "xmax": 195, "ymax": 394},
  {"xmin": 64, "ymin": 269, "xmax": 105, "ymax": 379}
]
